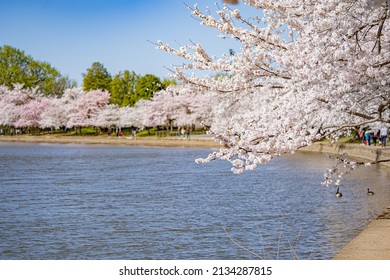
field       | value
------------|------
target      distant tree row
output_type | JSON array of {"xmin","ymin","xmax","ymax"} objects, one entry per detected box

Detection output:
[
  {"xmin": 0, "ymin": 84, "xmax": 214, "ymax": 135},
  {"xmin": 82, "ymin": 61, "xmax": 176, "ymax": 107},
  {"xmin": 0, "ymin": 45, "xmax": 176, "ymax": 106}
]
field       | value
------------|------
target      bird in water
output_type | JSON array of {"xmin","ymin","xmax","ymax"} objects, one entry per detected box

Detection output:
[
  {"xmin": 335, "ymin": 186, "xmax": 342, "ymax": 198},
  {"xmin": 367, "ymin": 188, "xmax": 375, "ymax": 196}
]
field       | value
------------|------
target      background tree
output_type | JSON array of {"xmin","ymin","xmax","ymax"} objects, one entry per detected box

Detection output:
[
  {"xmin": 0, "ymin": 85, "xmax": 29, "ymax": 130},
  {"xmin": 39, "ymin": 97, "xmax": 68, "ymax": 130},
  {"xmin": 143, "ymin": 84, "xmax": 214, "ymax": 131},
  {"xmin": 94, "ymin": 104, "xmax": 121, "ymax": 129},
  {"xmin": 161, "ymin": 78, "xmax": 177, "ymax": 88},
  {"xmin": 66, "ymin": 89, "xmax": 110, "ymax": 131},
  {"xmin": 133, "ymin": 74, "xmax": 164, "ymax": 106},
  {"xmin": 118, "ymin": 105, "xmax": 139, "ymax": 128},
  {"xmin": 223, "ymin": 0, "xmax": 238, "ymax": 4},
  {"xmin": 110, "ymin": 70, "xmax": 139, "ymax": 107},
  {"xmin": 14, "ymin": 97, "xmax": 52, "ymax": 132},
  {"xmin": 82, "ymin": 62, "xmax": 112, "ymax": 92},
  {"xmin": 0, "ymin": 45, "xmax": 75, "ymax": 95}
]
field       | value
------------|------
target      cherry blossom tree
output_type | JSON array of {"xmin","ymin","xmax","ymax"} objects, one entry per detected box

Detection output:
[
  {"xmin": 0, "ymin": 86, "xmax": 112, "ymax": 134},
  {"xmin": 133, "ymin": 84, "xmax": 216, "ymax": 133},
  {"xmin": 0, "ymin": 84, "xmax": 37, "ymax": 130},
  {"xmin": 157, "ymin": 0, "xmax": 390, "ymax": 184},
  {"xmin": 66, "ymin": 89, "xmax": 110, "ymax": 132},
  {"xmin": 159, "ymin": 86, "xmax": 217, "ymax": 131},
  {"xmin": 0, "ymin": 100, "xmax": 19, "ymax": 129},
  {"xmin": 39, "ymin": 96, "xmax": 68, "ymax": 130},
  {"xmin": 0, "ymin": 86, "xmax": 20, "ymax": 129},
  {"xmin": 130, "ymin": 99, "xmax": 158, "ymax": 129},
  {"xmin": 94, "ymin": 104, "xmax": 121, "ymax": 129},
  {"xmin": 119, "ymin": 101, "xmax": 158, "ymax": 131},
  {"xmin": 143, "ymin": 86, "xmax": 184, "ymax": 130},
  {"xmin": 14, "ymin": 97, "xmax": 52, "ymax": 130},
  {"xmin": 117, "ymin": 106, "xmax": 136, "ymax": 128},
  {"xmin": 174, "ymin": 88, "xmax": 216, "ymax": 128}
]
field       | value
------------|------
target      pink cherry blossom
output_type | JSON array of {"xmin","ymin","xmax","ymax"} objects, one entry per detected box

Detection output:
[{"xmin": 66, "ymin": 89, "xmax": 110, "ymax": 129}]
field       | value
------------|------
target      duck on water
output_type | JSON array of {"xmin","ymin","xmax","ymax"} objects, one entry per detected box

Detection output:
[
  {"xmin": 367, "ymin": 188, "xmax": 375, "ymax": 195},
  {"xmin": 335, "ymin": 186, "xmax": 342, "ymax": 198}
]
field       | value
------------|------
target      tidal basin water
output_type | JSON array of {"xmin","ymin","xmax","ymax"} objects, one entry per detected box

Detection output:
[{"xmin": 1, "ymin": 142, "xmax": 390, "ymax": 260}]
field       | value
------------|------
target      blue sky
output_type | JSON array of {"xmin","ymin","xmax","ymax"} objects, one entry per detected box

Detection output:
[{"xmin": 1, "ymin": 0, "xmax": 257, "ymax": 85}]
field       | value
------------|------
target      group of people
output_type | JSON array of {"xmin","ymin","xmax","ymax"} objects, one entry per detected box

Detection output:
[
  {"xmin": 358, "ymin": 126, "xmax": 388, "ymax": 147},
  {"xmin": 177, "ymin": 127, "xmax": 191, "ymax": 138},
  {"xmin": 107, "ymin": 127, "xmax": 136, "ymax": 138}
]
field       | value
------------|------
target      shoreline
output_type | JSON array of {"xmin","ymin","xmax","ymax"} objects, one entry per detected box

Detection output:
[
  {"xmin": 2, "ymin": 135, "xmax": 390, "ymax": 259},
  {"xmin": 0, "ymin": 135, "xmax": 222, "ymax": 149},
  {"xmin": 301, "ymin": 141, "xmax": 390, "ymax": 168},
  {"xmin": 2, "ymin": 135, "xmax": 389, "ymax": 167}
]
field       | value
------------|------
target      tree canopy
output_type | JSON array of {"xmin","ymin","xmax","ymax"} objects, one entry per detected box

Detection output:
[
  {"xmin": 82, "ymin": 63, "xmax": 171, "ymax": 107},
  {"xmin": 0, "ymin": 45, "xmax": 75, "ymax": 96},
  {"xmin": 110, "ymin": 70, "xmax": 140, "ymax": 107},
  {"xmin": 133, "ymin": 74, "xmax": 165, "ymax": 106},
  {"xmin": 82, "ymin": 61, "xmax": 112, "ymax": 92}
]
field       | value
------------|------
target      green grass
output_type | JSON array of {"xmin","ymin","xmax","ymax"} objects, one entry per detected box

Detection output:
[
  {"xmin": 135, "ymin": 128, "xmax": 156, "ymax": 137},
  {"xmin": 335, "ymin": 136, "xmax": 359, "ymax": 143}
]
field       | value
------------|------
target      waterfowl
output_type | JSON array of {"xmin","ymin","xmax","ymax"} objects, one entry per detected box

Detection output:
[
  {"xmin": 335, "ymin": 186, "xmax": 342, "ymax": 198},
  {"xmin": 367, "ymin": 188, "xmax": 375, "ymax": 195}
]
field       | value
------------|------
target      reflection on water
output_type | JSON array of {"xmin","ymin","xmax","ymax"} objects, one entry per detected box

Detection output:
[{"xmin": 0, "ymin": 142, "xmax": 389, "ymax": 259}]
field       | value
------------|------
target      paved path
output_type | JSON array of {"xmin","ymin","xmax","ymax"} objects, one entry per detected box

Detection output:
[{"xmin": 334, "ymin": 206, "xmax": 390, "ymax": 259}]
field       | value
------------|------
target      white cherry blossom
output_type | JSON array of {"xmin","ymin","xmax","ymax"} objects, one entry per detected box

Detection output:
[{"xmin": 157, "ymin": 0, "xmax": 390, "ymax": 183}]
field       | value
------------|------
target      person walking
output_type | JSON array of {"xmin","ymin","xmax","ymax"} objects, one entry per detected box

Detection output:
[
  {"xmin": 380, "ymin": 126, "xmax": 388, "ymax": 147},
  {"xmin": 358, "ymin": 128, "xmax": 364, "ymax": 144},
  {"xmin": 365, "ymin": 129, "xmax": 372, "ymax": 145},
  {"xmin": 373, "ymin": 129, "xmax": 379, "ymax": 146}
]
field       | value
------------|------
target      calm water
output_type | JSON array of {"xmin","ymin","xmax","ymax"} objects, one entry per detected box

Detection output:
[{"xmin": 1, "ymin": 142, "xmax": 390, "ymax": 260}]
